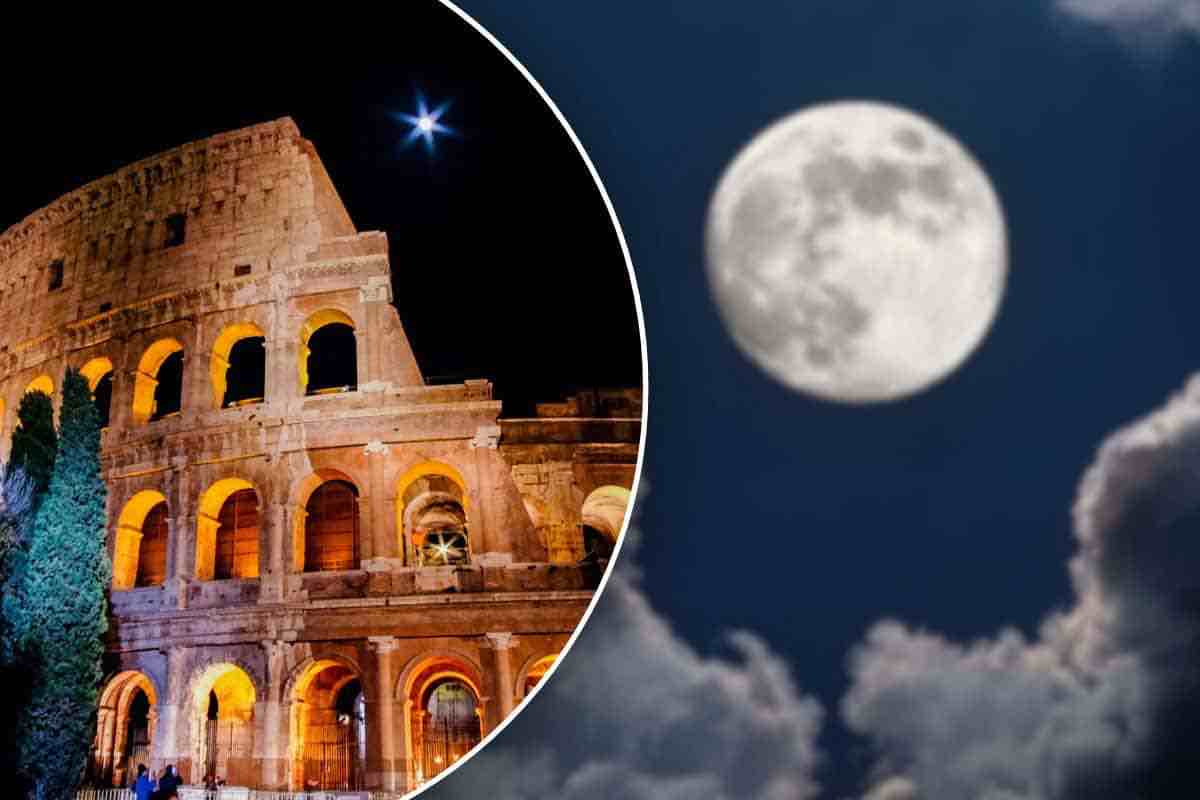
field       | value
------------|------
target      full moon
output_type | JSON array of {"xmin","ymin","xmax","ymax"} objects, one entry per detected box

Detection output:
[{"xmin": 705, "ymin": 101, "xmax": 1007, "ymax": 403}]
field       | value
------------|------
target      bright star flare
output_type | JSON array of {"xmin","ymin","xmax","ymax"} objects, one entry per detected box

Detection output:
[{"xmin": 393, "ymin": 94, "xmax": 454, "ymax": 155}]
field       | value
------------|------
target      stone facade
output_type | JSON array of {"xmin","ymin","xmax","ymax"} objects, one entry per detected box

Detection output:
[{"xmin": 0, "ymin": 118, "xmax": 640, "ymax": 792}]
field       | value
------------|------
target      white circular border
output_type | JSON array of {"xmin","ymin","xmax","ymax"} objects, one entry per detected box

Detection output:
[{"xmin": 402, "ymin": 2, "xmax": 650, "ymax": 797}]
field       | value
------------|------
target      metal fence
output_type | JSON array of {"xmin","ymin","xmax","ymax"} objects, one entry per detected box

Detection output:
[{"xmin": 77, "ymin": 791, "xmax": 407, "ymax": 800}]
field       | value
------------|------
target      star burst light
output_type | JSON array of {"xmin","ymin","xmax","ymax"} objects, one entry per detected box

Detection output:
[{"xmin": 393, "ymin": 94, "xmax": 454, "ymax": 155}]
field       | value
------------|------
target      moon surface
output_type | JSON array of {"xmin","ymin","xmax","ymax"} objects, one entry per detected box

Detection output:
[{"xmin": 705, "ymin": 101, "xmax": 1007, "ymax": 403}]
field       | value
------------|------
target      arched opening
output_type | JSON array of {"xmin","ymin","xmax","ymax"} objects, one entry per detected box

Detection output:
[
  {"xmin": 112, "ymin": 491, "xmax": 169, "ymax": 590},
  {"xmin": 304, "ymin": 479, "xmax": 360, "ymax": 572},
  {"xmin": 132, "ymin": 339, "xmax": 184, "ymax": 424},
  {"xmin": 404, "ymin": 478, "xmax": 469, "ymax": 567},
  {"xmin": 196, "ymin": 478, "xmax": 259, "ymax": 581},
  {"xmin": 519, "ymin": 655, "xmax": 557, "ymax": 699},
  {"xmin": 289, "ymin": 660, "xmax": 366, "ymax": 791},
  {"xmin": 299, "ymin": 310, "xmax": 357, "ymax": 395},
  {"xmin": 89, "ymin": 671, "xmax": 158, "ymax": 788},
  {"xmin": 211, "ymin": 323, "xmax": 266, "ymax": 408},
  {"xmin": 25, "ymin": 374, "xmax": 54, "ymax": 397},
  {"xmin": 580, "ymin": 485, "xmax": 631, "ymax": 564},
  {"xmin": 81, "ymin": 357, "xmax": 114, "ymax": 429},
  {"xmin": 396, "ymin": 462, "xmax": 471, "ymax": 568},
  {"xmin": 192, "ymin": 664, "xmax": 256, "ymax": 788},
  {"xmin": 402, "ymin": 656, "xmax": 484, "ymax": 789}
]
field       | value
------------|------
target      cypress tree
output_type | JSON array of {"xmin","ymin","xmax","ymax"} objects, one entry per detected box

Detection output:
[
  {"xmin": 9, "ymin": 390, "xmax": 56, "ymax": 499},
  {"xmin": 5, "ymin": 369, "xmax": 109, "ymax": 799}
]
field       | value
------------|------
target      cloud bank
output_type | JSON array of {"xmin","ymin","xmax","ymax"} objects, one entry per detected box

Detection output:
[
  {"xmin": 1058, "ymin": 0, "xmax": 1200, "ymax": 37},
  {"xmin": 427, "ymin": 503, "xmax": 825, "ymax": 800},
  {"xmin": 844, "ymin": 376, "xmax": 1200, "ymax": 798}
]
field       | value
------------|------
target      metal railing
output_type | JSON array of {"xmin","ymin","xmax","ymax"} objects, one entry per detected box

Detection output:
[{"xmin": 77, "ymin": 791, "xmax": 407, "ymax": 800}]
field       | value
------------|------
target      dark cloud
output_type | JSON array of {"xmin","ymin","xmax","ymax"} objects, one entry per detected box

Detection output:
[
  {"xmin": 843, "ymin": 376, "xmax": 1200, "ymax": 798},
  {"xmin": 428, "ymin": 496, "xmax": 825, "ymax": 800}
]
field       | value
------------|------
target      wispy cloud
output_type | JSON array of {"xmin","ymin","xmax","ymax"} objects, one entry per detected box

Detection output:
[
  {"xmin": 427, "ymin": 499, "xmax": 826, "ymax": 800},
  {"xmin": 843, "ymin": 376, "xmax": 1200, "ymax": 798},
  {"xmin": 1058, "ymin": 0, "xmax": 1200, "ymax": 37}
]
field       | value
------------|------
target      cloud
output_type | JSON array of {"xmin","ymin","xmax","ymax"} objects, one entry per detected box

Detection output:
[
  {"xmin": 427, "ymin": 499, "xmax": 825, "ymax": 800},
  {"xmin": 1057, "ymin": 0, "xmax": 1200, "ymax": 38},
  {"xmin": 843, "ymin": 375, "xmax": 1200, "ymax": 798}
]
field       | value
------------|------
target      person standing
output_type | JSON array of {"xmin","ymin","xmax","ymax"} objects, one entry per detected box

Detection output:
[
  {"xmin": 157, "ymin": 764, "xmax": 180, "ymax": 798},
  {"xmin": 131, "ymin": 764, "xmax": 156, "ymax": 800}
]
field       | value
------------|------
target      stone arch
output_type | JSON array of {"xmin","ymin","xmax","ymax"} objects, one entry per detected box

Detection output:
[
  {"xmin": 298, "ymin": 308, "xmax": 357, "ymax": 395},
  {"xmin": 396, "ymin": 650, "xmax": 485, "ymax": 787},
  {"xmin": 515, "ymin": 653, "xmax": 558, "ymax": 700},
  {"xmin": 132, "ymin": 338, "xmax": 184, "ymax": 424},
  {"xmin": 25, "ymin": 373, "xmax": 54, "ymax": 396},
  {"xmin": 80, "ymin": 356, "xmax": 115, "ymax": 427},
  {"xmin": 195, "ymin": 477, "xmax": 261, "ymax": 581},
  {"xmin": 291, "ymin": 468, "xmax": 363, "ymax": 573},
  {"xmin": 188, "ymin": 661, "xmax": 260, "ymax": 787},
  {"xmin": 80, "ymin": 357, "xmax": 114, "ymax": 391},
  {"xmin": 580, "ymin": 485, "xmax": 631, "ymax": 564},
  {"xmin": 286, "ymin": 654, "xmax": 369, "ymax": 790},
  {"xmin": 395, "ymin": 461, "xmax": 472, "ymax": 567},
  {"xmin": 211, "ymin": 321, "xmax": 267, "ymax": 408},
  {"xmin": 112, "ymin": 490, "xmax": 169, "ymax": 590},
  {"xmin": 92, "ymin": 670, "xmax": 160, "ymax": 787}
]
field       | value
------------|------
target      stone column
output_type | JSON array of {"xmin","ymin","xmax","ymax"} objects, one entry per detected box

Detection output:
[
  {"xmin": 481, "ymin": 632, "xmax": 517, "ymax": 731},
  {"xmin": 364, "ymin": 440, "xmax": 395, "ymax": 565},
  {"xmin": 96, "ymin": 707, "xmax": 117, "ymax": 783},
  {"xmin": 367, "ymin": 636, "xmax": 400, "ymax": 791},
  {"xmin": 154, "ymin": 647, "xmax": 189, "ymax": 782},
  {"xmin": 259, "ymin": 640, "xmax": 291, "ymax": 790}
]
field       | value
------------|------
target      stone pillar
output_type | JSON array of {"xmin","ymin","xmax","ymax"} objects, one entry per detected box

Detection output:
[
  {"xmin": 364, "ymin": 440, "xmax": 395, "ymax": 564},
  {"xmin": 155, "ymin": 647, "xmax": 189, "ymax": 783},
  {"xmin": 259, "ymin": 640, "xmax": 291, "ymax": 790},
  {"xmin": 481, "ymin": 632, "xmax": 517, "ymax": 732},
  {"xmin": 97, "ymin": 707, "xmax": 117, "ymax": 782},
  {"xmin": 468, "ymin": 425, "xmax": 508, "ymax": 559},
  {"xmin": 367, "ymin": 636, "xmax": 400, "ymax": 791},
  {"xmin": 259, "ymin": 498, "xmax": 289, "ymax": 603}
]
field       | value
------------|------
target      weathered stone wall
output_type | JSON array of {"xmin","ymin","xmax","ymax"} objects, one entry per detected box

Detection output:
[{"xmin": 1, "ymin": 119, "xmax": 641, "ymax": 792}]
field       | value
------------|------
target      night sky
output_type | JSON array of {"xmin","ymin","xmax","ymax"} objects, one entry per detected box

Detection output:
[
  {"xmin": 0, "ymin": 8, "xmax": 641, "ymax": 416},
  {"xmin": 433, "ymin": 2, "xmax": 1199, "ymax": 798},
  {"xmin": 7, "ymin": 3, "xmax": 1200, "ymax": 797}
]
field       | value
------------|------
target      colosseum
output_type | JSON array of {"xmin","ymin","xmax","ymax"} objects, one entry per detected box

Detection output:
[{"xmin": 0, "ymin": 117, "xmax": 641, "ymax": 794}]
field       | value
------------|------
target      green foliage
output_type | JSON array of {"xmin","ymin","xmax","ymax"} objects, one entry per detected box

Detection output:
[
  {"xmin": 9, "ymin": 390, "xmax": 57, "ymax": 499},
  {"xmin": 5, "ymin": 369, "xmax": 109, "ymax": 799}
]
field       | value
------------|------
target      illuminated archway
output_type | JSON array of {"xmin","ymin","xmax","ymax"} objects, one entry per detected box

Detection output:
[
  {"xmin": 517, "ymin": 654, "xmax": 558, "ymax": 700},
  {"xmin": 580, "ymin": 485, "xmax": 631, "ymax": 563},
  {"xmin": 190, "ymin": 663, "xmax": 257, "ymax": 787},
  {"xmin": 80, "ymin": 357, "xmax": 115, "ymax": 428},
  {"xmin": 399, "ymin": 654, "xmax": 483, "ymax": 788},
  {"xmin": 132, "ymin": 338, "xmax": 184, "ymax": 424},
  {"xmin": 211, "ymin": 322, "xmax": 266, "ymax": 408},
  {"xmin": 112, "ymin": 490, "xmax": 169, "ymax": 590},
  {"xmin": 298, "ymin": 309, "xmax": 357, "ymax": 395},
  {"xmin": 90, "ymin": 671, "xmax": 159, "ymax": 788},
  {"xmin": 195, "ymin": 478, "xmax": 259, "ymax": 580},
  {"xmin": 25, "ymin": 374, "xmax": 54, "ymax": 397},
  {"xmin": 395, "ymin": 462, "xmax": 471, "ymax": 567},
  {"xmin": 288, "ymin": 658, "xmax": 366, "ymax": 790},
  {"xmin": 292, "ymin": 470, "xmax": 362, "ymax": 573}
]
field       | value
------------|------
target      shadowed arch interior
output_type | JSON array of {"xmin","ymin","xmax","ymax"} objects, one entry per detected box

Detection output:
[
  {"xmin": 113, "ymin": 490, "xmax": 169, "ymax": 590},
  {"xmin": 81, "ymin": 357, "xmax": 114, "ymax": 427},
  {"xmin": 132, "ymin": 338, "xmax": 183, "ymax": 424},
  {"xmin": 289, "ymin": 658, "xmax": 367, "ymax": 791},
  {"xmin": 196, "ymin": 478, "xmax": 259, "ymax": 580},
  {"xmin": 303, "ymin": 479, "xmax": 360, "ymax": 572},
  {"xmin": 211, "ymin": 322, "xmax": 266, "ymax": 408},
  {"xmin": 299, "ymin": 309, "xmax": 357, "ymax": 395}
]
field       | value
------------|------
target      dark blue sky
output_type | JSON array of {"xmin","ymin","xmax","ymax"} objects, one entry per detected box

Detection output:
[{"xmin": 453, "ymin": 1, "xmax": 1200, "ymax": 792}]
